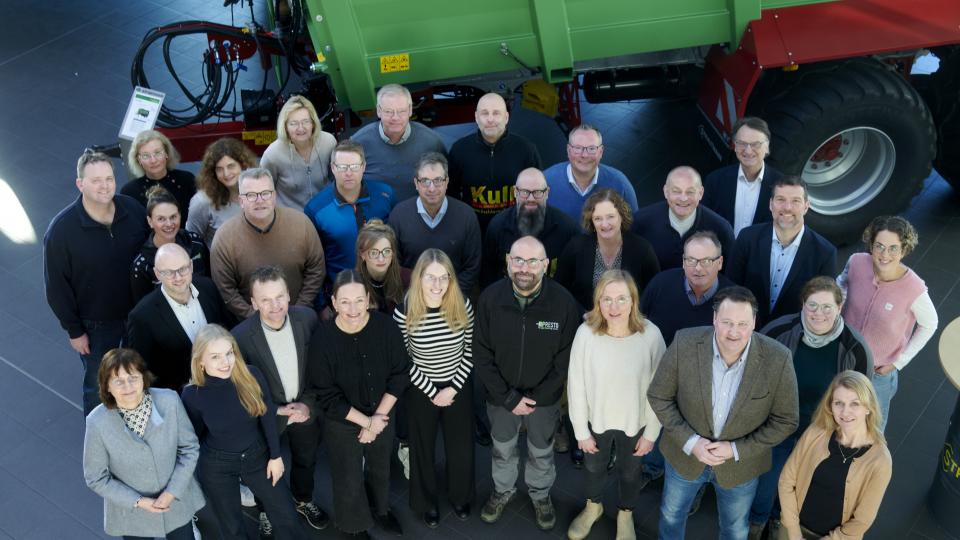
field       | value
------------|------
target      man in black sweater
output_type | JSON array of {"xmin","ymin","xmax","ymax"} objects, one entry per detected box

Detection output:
[
  {"xmin": 448, "ymin": 93, "xmax": 542, "ymax": 232},
  {"xmin": 633, "ymin": 166, "xmax": 735, "ymax": 271},
  {"xmin": 474, "ymin": 236, "xmax": 581, "ymax": 532},
  {"xmin": 44, "ymin": 151, "xmax": 149, "ymax": 414},
  {"xmin": 482, "ymin": 168, "xmax": 580, "ymax": 287},
  {"xmin": 388, "ymin": 152, "xmax": 482, "ymax": 292}
]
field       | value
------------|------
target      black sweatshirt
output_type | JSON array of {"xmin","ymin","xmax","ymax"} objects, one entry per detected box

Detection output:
[
  {"xmin": 181, "ymin": 365, "xmax": 282, "ymax": 459},
  {"xmin": 44, "ymin": 195, "xmax": 149, "ymax": 337},
  {"xmin": 120, "ymin": 169, "xmax": 196, "ymax": 226},
  {"xmin": 473, "ymin": 278, "xmax": 581, "ymax": 410}
]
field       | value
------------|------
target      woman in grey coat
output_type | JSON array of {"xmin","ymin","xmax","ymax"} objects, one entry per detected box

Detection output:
[{"xmin": 83, "ymin": 348, "xmax": 205, "ymax": 540}]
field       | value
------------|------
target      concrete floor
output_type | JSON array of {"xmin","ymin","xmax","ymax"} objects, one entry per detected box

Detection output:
[{"xmin": 0, "ymin": 1, "xmax": 958, "ymax": 538}]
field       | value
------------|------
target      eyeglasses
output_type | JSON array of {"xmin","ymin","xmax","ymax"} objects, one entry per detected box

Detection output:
[
  {"xmin": 137, "ymin": 151, "xmax": 166, "ymax": 161},
  {"xmin": 568, "ymin": 144, "xmax": 602, "ymax": 155},
  {"xmin": 367, "ymin": 247, "xmax": 393, "ymax": 260},
  {"xmin": 416, "ymin": 176, "xmax": 447, "ymax": 188},
  {"xmin": 109, "ymin": 374, "xmax": 143, "ymax": 388},
  {"xmin": 682, "ymin": 256, "xmax": 721, "ymax": 268},
  {"xmin": 515, "ymin": 188, "xmax": 548, "ymax": 200},
  {"xmin": 156, "ymin": 264, "xmax": 192, "ymax": 278},
  {"xmin": 508, "ymin": 256, "xmax": 546, "ymax": 269},
  {"xmin": 733, "ymin": 140, "xmax": 767, "ymax": 151},
  {"xmin": 332, "ymin": 163, "xmax": 364, "ymax": 172},
  {"xmin": 241, "ymin": 190, "xmax": 275, "ymax": 202},
  {"xmin": 804, "ymin": 301, "xmax": 837, "ymax": 315},
  {"xmin": 872, "ymin": 242, "xmax": 902, "ymax": 255},
  {"xmin": 379, "ymin": 107, "xmax": 410, "ymax": 118},
  {"xmin": 599, "ymin": 295, "xmax": 631, "ymax": 308},
  {"xmin": 423, "ymin": 274, "xmax": 450, "ymax": 285},
  {"xmin": 286, "ymin": 119, "xmax": 313, "ymax": 129}
]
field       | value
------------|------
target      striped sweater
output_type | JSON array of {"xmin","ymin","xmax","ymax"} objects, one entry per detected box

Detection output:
[{"xmin": 393, "ymin": 300, "xmax": 474, "ymax": 398}]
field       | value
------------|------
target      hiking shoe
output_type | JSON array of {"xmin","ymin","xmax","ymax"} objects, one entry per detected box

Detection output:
[
  {"xmin": 532, "ymin": 497, "xmax": 556, "ymax": 531},
  {"xmin": 295, "ymin": 500, "xmax": 329, "ymax": 530},
  {"xmin": 258, "ymin": 511, "xmax": 273, "ymax": 539},
  {"xmin": 480, "ymin": 491, "xmax": 515, "ymax": 523}
]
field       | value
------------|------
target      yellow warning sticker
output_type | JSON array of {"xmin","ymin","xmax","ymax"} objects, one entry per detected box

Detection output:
[
  {"xmin": 242, "ymin": 130, "xmax": 277, "ymax": 146},
  {"xmin": 379, "ymin": 53, "xmax": 410, "ymax": 73}
]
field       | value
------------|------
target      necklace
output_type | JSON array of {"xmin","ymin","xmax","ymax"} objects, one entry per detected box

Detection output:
[{"xmin": 836, "ymin": 438, "xmax": 867, "ymax": 464}]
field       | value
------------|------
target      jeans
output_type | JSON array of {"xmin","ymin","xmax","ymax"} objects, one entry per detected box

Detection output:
[
  {"xmin": 659, "ymin": 461, "xmax": 758, "ymax": 540},
  {"xmin": 324, "ymin": 419, "xmax": 394, "ymax": 534},
  {"xmin": 80, "ymin": 319, "xmax": 125, "ymax": 416},
  {"xmin": 642, "ymin": 438, "xmax": 665, "ymax": 480},
  {"xmin": 196, "ymin": 440, "xmax": 305, "ymax": 540},
  {"xmin": 487, "ymin": 402, "xmax": 560, "ymax": 501},
  {"xmin": 872, "ymin": 368, "xmax": 899, "ymax": 433},
  {"xmin": 749, "ymin": 434, "xmax": 798, "ymax": 525},
  {"xmin": 584, "ymin": 428, "xmax": 644, "ymax": 509},
  {"xmin": 122, "ymin": 520, "xmax": 194, "ymax": 540}
]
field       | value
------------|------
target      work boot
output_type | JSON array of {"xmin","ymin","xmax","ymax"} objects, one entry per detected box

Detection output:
[
  {"xmin": 616, "ymin": 509, "xmax": 636, "ymax": 540},
  {"xmin": 532, "ymin": 496, "xmax": 556, "ymax": 531},
  {"xmin": 480, "ymin": 490, "xmax": 515, "ymax": 523},
  {"xmin": 568, "ymin": 499, "xmax": 603, "ymax": 540}
]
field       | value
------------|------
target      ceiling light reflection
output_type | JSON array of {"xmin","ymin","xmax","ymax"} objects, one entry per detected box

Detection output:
[{"xmin": 0, "ymin": 179, "xmax": 37, "ymax": 244}]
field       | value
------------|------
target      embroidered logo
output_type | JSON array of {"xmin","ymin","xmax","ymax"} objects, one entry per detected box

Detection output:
[
  {"xmin": 536, "ymin": 321, "xmax": 560, "ymax": 331},
  {"xmin": 884, "ymin": 303, "xmax": 894, "ymax": 311}
]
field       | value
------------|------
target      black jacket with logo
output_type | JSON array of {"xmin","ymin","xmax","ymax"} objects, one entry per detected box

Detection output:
[{"xmin": 473, "ymin": 277, "xmax": 581, "ymax": 410}]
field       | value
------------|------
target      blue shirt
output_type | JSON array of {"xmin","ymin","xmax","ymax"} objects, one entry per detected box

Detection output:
[
  {"xmin": 544, "ymin": 163, "xmax": 639, "ymax": 224},
  {"xmin": 303, "ymin": 181, "xmax": 395, "ymax": 285},
  {"xmin": 683, "ymin": 276, "xmax": 721, "ymax": 306},
  {"xmin": 416, "ymin": 196, "xmax": 448, "ymax": 229},
  {"xmin": 769, "ymin": 226, "xmax": 805, "ymax": 310}
]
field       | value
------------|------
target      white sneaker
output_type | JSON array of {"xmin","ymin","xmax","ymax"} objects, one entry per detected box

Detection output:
[
  {"xmin": 397, "ymin": 443, "xmax": 410, "ymax": 480},
  {"xmin": 240, "ymin": 483, "xmax": 256, "ymax": 507}
]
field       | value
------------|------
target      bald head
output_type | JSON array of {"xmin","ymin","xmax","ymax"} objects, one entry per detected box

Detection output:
[
  {"xmin": 663, "ymin": 165, "xmax": 704, "ymax": 219},
  {"xmin": 510, "ymin": 235, "xmax": 547, "ymax": 260},
  {"xmin": 154, "ymin": 243, "xmax": 193, "ymax": 296},
  {"xmin": 476, "ymin": 93, "xmax": 509, "ymax": 143},
  {"xmin": 506, "ymin": 235, "xmax": 548, "ymax": 294},
  {"xmin": 155, "ymin": 242, "xmax": 190, "ymax": 267}
]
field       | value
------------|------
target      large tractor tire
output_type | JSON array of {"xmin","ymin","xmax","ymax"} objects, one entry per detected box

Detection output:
[
  {"xmin": 923, "ymin": 46, "xmax": 960, "ymax": 190},
  {"xmin": 758, "ymin": 58, "xmax": 935, "ymax": 243}
]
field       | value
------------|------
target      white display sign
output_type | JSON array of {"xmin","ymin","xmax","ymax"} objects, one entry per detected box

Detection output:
[{"xmin": 119, "ymin": 86, "xmax": 166, "ymax": 140}]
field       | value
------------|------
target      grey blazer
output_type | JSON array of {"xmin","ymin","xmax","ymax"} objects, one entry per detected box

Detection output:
[
  {"xmin": 83, "ymin": 388, "xmax": 205, "ymax": 537},
  {"xmin": 647, "ymin": 326, "xmax": 799, "ymax": 488}
]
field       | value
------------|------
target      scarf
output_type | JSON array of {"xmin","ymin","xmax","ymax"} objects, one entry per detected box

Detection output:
[{"xmin": 801, "ymin": 313, "xmax": 845, "ymax": 348}]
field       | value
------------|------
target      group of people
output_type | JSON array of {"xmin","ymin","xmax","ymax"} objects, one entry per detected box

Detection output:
[{"xmin": 42, "ymin": 83, "xmax": 940, "ymax": 540}]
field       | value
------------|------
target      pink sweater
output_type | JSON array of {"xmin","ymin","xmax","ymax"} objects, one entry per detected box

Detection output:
[{"xmin": 841, "ymin": 253, "xmax": 925, "ymax": 368}]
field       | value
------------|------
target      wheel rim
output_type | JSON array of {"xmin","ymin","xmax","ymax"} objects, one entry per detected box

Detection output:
[{"xmin": 802, "ymin": 127, "xmax": 896, "ymax": 215}]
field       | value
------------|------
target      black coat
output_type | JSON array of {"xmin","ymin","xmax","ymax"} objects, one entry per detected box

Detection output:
[
  {"xmin": 232, "ymin": 305, "xmax": 319, "ymax": 432},
  {"xmin": 125, "ymin": 276, "xmax": 232, "ymax": 390},
  {"xmin": 702, "ymin": 163, "xmax": 782, "ymax": 228},
  {"xmin": 631, "ymin": 201, "xmax": 735, "ymax": 271},
  {"xmin": 728, "ymin": 223, "xmax": 837, "ymax": 325},
  {"xmin": 554, "ymin": 232, "xmax": 660, "ymax": 310}
]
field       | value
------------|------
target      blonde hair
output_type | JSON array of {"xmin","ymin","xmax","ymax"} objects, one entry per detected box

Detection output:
[
  {"xmin": 276, "ymin": 95, "xmax": 323, "ymax": 146},
  {"xmin": 128, "ymin": 129, "xmax": 180, "ymax": 177},
  {"xmin": 584, "ymin": 270, "xmax": 646, "ymax": 334},
  {"xmin": 190, "ymin": 324, "xmax": 267, "ymax": 417},
  {"xmin": 812, "ymin": 370, "xmax": 886, "ymax": 446},
  {"xmin": 404, "ymin": 249, "xmax": 468, "ymax": 332}
]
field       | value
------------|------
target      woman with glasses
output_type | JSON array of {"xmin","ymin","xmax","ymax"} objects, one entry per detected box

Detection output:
[
  {"xmin": 778, "ymin": 371, "xmax": 892, "ymax": 540},
  {"xmin": 355, "ymin": 219, "xmax": 409, "ymax": 313},
  {"xmin": 181, "ymin": 324, "xmax": 307, "ymax": 540},
  {"xmin": 746, "ymin": 276, "xmax": 873, "ymax": 537},
  {"xmin": 566, "ymin": 270, "xmax": 665, "ymax": 540},
  {"xmin": 838, "ymin": 215, "xmax": 938, "ymax": 432},
  {"xmin": 130, "ymin": 185, "xmax": 209, "ymax": 302},
  {"xmin": 122, "ymin": 130, "xmax": 196, "ymax": 225},
  {"xmin": 83, "ymin": 348, "xmax": 205, "ymax": 540},
  {"xmin": 261, "ymin": 95, "xmax": 337, "ymax": 211},
  {"xmin": 393, "ymin": 249, "xmax": 475, "ymax": 528},
  {"xmin": 555, "ymin": 189, "xmax": 660, "ymax": 311},
  {"xmin": 308, "ymin": 271, "xmax": 410, "ymax": 538},
  {"xmin": 187, "ymin": 137, "xmax": 258, "ymax": 246}
]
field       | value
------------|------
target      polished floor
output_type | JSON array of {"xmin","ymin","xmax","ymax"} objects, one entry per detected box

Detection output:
[{"xmin": 0, "ymin": 1, "xmax": 958, "ymax": 538}]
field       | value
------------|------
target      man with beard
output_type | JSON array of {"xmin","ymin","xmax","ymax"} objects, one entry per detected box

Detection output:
[
  {"xmin": 728, "ymin": 176, "xmax": 837, "ymax": 326},
  {"xmin": 473, "ymin": 236, "xmax": 581, "ymax": 531},
  {"xmin": 481, "ymin": 168, "xmax": 579, "ymax": 287},
  {"xmin": 448, "ymin": 93, "xmax": 541, "ymax": 232}
]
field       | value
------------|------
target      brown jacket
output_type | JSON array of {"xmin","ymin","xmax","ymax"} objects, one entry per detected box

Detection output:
[
  {"xmin": 778, "ymin": 425, "xmax": 892, "ymax": 540},
  {"xmin": 647, "ymin": 326, "xmax": 798, "ymax": 488}
]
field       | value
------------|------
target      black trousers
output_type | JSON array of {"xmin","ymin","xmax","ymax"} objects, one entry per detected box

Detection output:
[
  {"xmin": 324, "ymin": 419, "xmax": 394, "ymax": 534},
  {"xmin": 406, "ymin": 383, "xmax": 475, "ymax": 513},
  {"xmin": 285, "ymin": 415, "xmax": 322, "ymax": 502},
  {"xmin": 584, "ymin": 427, "xmax": 644, "ymax": 510},
  {"xmin": 196, "ymin": 440, "xmax": 305, "ymax": 540}
]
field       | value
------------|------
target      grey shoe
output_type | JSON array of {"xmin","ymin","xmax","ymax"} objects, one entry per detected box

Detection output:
[
  {"xmin": 480, "ymin": 491, "xmax": 515, "ymax": 524},
  {"xmin": 532, "ymin": 497, "xmax": 556, "ymax": 531},
  {"xmin": 258, "ymin": 511, "xmax": 273, "ymax": 539}
]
